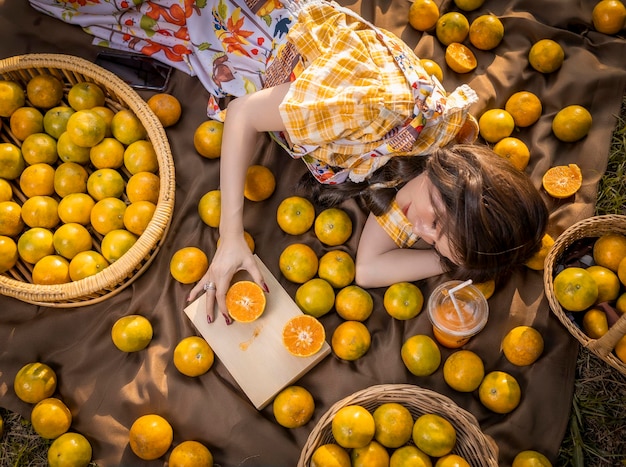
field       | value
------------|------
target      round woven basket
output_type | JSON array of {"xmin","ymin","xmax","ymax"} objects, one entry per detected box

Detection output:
[
  {"xmin": 298, "ymin": 384, "xmax": 499, "ymax": 467},
  {"xmin": 0, "ymin": 53, "xmax": 175, "ymax": 307},
  {"xmin": 544, "ymin": 215, "xmax": 626, "ymax": 375}
]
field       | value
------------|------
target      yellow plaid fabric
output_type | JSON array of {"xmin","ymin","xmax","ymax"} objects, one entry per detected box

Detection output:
[{"xmin": 374, "ymin": 200, "xmax": 419, "ymax": 248}]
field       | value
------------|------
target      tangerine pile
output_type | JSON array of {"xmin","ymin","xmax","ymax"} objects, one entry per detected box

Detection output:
[{"xmin": 0, "ymin": 75, "xmax": 165, "ymax": 286}]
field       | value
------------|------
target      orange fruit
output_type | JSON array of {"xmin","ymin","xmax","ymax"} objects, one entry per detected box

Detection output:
[
  {"xmin": 479, "ymin": 370, "xmax": 521, "ymax": 413},
  {"xmin": 444, "ymin": 42, "xmax": 477, "ymax": 74},
  {"xmin": 512, "ymin": 450, "xmax": 553, "ymax": 467},
  {"xmin": 592, "ymin": 0, "xmax": 626, "ymax": 34},
  {"xmin": 272, "ymin": 385, "xmax": 315, "ymax": 428},
  {"xmin": 314, "ymin": 208, "xmax": 352, "ymax": 246},
  {"xmin": 473, "ymin": 279, "xmax": 496, "ymax": 300},
  {"xmin": 244, "ymin": 164, "xmax": 276, "ymax": 201},
  {"xmin": 408, "ymin": 0, "xmax": 440, "ymax": 31},
  {"xmin": 27, "ymin": 74, "xmax": 64, "ymax": 110},
  {"xmin": 13, "ymin": 362, "xmax": 57, "ymax": 404},
  {"xmin": 383, "ymin": 282, "xmax": 424, "ymax": 320},
  {"xmin": 279, "ymin": 243, "xmax": 319, "ymax": 284},
  {"xmin": 318, "ymin": 250, "xmax": 355, "ymax": 288},
  {"xmin": 58, "ymin": 193, "xmax": 96, "ymax": 226},
  {"xmin": 0, "ymin": 201, "xmax": 24, "ymax": 237},
  {"xmin": 168, "ymin": 441, "xmax": 214, "ymax": 467},
  {"xmin": 0, "ymin": 178, "xmax": 12, "ymax": 202},
  {"xmin": 0, "ymin": 235, "xmax": 18, "ymax": 273},
  {"xmin": 331, "ymin": 320, "xmax": 371, "ymax": 361},
  {"xmin": 197, "ymin": 189, "xmax": 221, "ymax": 228},
  {"xmin": 21, "ymin": 132, "xmax": 59, "ymax": 165},
  {"xmin": 586, "ymin": 265, "xmax": 621, "ymax": 302},
  {"xmin": 30, "ymin": 397, "xmax": 72, "ymax": 439},
  {"xmin": 169, "ymin": 246, "xmax": 209, "ymax": 284},
  {"xmin": 0, "ymin": 80, "xmax": 26, "ymax": 117},
  {"xmin": 173, "ymin": 336, "xmax": 214, "ymax": 377},
  {"xmin": 124, "ymin": 140, "xmax": 159, "ymax": 174},
  {"xmin": 454, "ymin": 0, "xmax": 485, "ymax": 11},
  {"xmin": 372, "ymin": 402, "xmax": 413, "ymax": 448},
  {"xmin": 0, "ymin": 143, "xmax": 26, "ymax": 180},
  {"xmin": 493, "ymin": 137, "xmax": 530, "ymax": 171},
  {"xmin": 10, "ymin": 106, "xmax": 44, "ymax": 141},
  {"xmin": 54, "ymin": 161, "xmax": 89, "ymax": 198},
  {"xmin": 615, "ymin": 291, "xmax": 626, "ymax": 314},
  {"xmin": 282, "ymin": 314, "xmax": 326, "ymax": 357},
  {"xmin": 225, "ymin": 280, "xmax": 267, "ymax": 322},
  {"xmin": 442, "ymin": 349, "xmax": 485, "ymax": 392},
  {"xmin": 505, "ymin": 91, "xmax": 542, "ymax": 128},
  {"xmin": 332, "ymin": 405, "xmax": 376, "ymax": 449},
  {"xmin": 91, "ymin": 106, "xmax": 115, "ymax": 137},
  {"xmin": 53, "ymin": 223, "xmax": 93, "ymax": 260},
  {"xmin": 277, "ymin": 196, "xmax": 315, "ymax": 235},
  {"xmin": 65, "ymin": 109, "xmax": 106, "ymax": 148},
  {"xmin": 478, "ymin": 108, "xmax": 515, "ymax": 143},
  {"xmin": 529, "ymin": 39, "xmax": 564, "ymax": 73},
  {"xmin": 525, "ymin": 233, "xmax": 555, "ymax": 271},
  {"xmin": 335, "ymin": 285, "xmax": 374, "ymax": 321},
  {"xmin": 435, "ymin": 454, "xmax": 471, "ymax": 467},
  {"xmin": 87, "ymin": 168, "xmax": 125, "ymax": 201},
  {"xmin": 111, "ymin": 314, "xmax": 153, "ymax": 352},
  {"xmin": 90, "ymin": 197, "xmax": 127, "ymax": 235},
  {"xmin": 390, "ymin": 445, "xmax": 432, "ymax": 467},
  {"xmin": 594, "ymin": 233, "xmax": 626, "ymax": 272},
  {"xmin": 582, "ymin": 308, "xmax": 609, "ymax": 339},
  {"xmin": 129, "ymin": 414, "xmax": 173, "ymax": 460},
  {"xmin": 100, "ymin": 229, "xmax": 138, "ymax": 263},
  {"xmin": 615, "ymin": 334, "xmax": 626, "ymax": 363},
  {"xmin": 436, "ymin": 12, "xmax": 470, "ymax": 46},
  {"xmin": 412, "ymin": 413, "xmax": 456, "ymax": 458},
  {"xmin": 21, "ymin": 195, "xmax": 60, "ymax": 229},
  {"xmin": 124, "ymin": 200, "xmax": 156, "ymax": 235},
  {"xmin": 553, "ymin": 266, "xmax": 598, "ymax": 311},
  {"xmin": 619, "ymin": 256, "xmax": 626, "ymax": 287},
  {"xmin": 67, "ymin": 81, "xmax": 106, "ymax": 110},
  {"xmin": 311, "ymin": 444, "xmax": 351, "ymax": 467},
  {"xmin": 90, "ymin": 137, "xmax": 125, "ymax": 169},
  {"xmin": 469, "ymin": 14, "xmax": 504, "ymax": 50},
  {"xmin": 126, "ymin": 171, "xmax": 160, "ymax": 204},
  {"xmin": 43, "ymin": 106, "xmax": 75, "ymax": 139},
  {"xmin": 420, "ymin": 58, "xmax": 444, "ymax": 83},
  {"xmin": 295, "ymin": 278, "xmax": 336, "ymax": 317},
  {"xmin": 32, "ymin": 255, "xmax": 71, "ymax": 285},
  {"xmin": 502, "ymin": 325, "xmax": 545, "ymax": 366},
  {"xmin": 47, "ymin": 432, "xmax": 92, "ymax": 467},
  {"xmin": 351, "ymin": 440, "xmax": 390, "ymax": 467},
  {"xmin": 147, "ymin": 93, "xmax": 182, "ymax": 127},
  {"xmin": 111, "ymin": 108, "xmax": 147, "ymax": 145},
  {"xmin": 57, "ymin": 131, "xmax": 91, "ymax": 164},
  {"xmin": 194, "ymin": 120, "xmax": 223, "ymax": 159},
  {"xmin": 542, "ymin": 164, "xmax": 583, "ymax": 199},
  {"xmin": 69, "ymin": 250, "xmax": 109, "ymax": 281},
  {"xmin": 552, "ymin": 105, "xmax": 592, "ymax": 142},
  {"xmin": 401, "ymin": 334, "xmax": 441, "ymax": 376}
]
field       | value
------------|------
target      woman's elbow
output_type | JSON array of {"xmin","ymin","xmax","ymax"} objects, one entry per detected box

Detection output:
[{"xmin": 354, "ymin": 260, "xmax": 378, "ymax": 288}]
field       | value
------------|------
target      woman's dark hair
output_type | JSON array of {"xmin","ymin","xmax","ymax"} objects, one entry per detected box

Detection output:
[{"xmin": 298, "ymin": 144, "xmax": 549, "ymax": 282}]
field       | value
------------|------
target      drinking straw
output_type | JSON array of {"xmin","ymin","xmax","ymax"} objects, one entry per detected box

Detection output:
[{"xmin": 447, "ymin": 279, "xmax": 473, "ymax": 325}]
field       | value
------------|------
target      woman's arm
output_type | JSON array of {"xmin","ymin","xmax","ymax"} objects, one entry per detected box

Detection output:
[
  {"xmin": 187, "ymin": 82, "xmax": 291, "ymax": 323},
  {"xmin": 355, "ymin": 212, "xmax": 445, "ymax": 287}
]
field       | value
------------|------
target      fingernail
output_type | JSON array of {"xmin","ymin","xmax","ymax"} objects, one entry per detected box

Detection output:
[
  {"xmin": 207, "ymin": 315, "xmax": 213, "ymax": 324},
  {"xmin": 223, "ymin": 313, "xmax": 233, "ymax": 325},
  {"xmin": 262, "ymin": 281, "xmax": 270, "ymax": 293}
]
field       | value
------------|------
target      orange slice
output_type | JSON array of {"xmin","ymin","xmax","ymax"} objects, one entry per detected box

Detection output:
[
  {"xmin": 282, "ymin": 314, "xmax": 325, "ymax": 357},
  {"xmin": 225, "ymin": 280, "xmax": 266, "ymax": 323},
  {"xmin": 542, "ymin": 164, "xmax": 583, "ymax": 199},
  {"xmin": 444, "ymin": 43, "xmax": 477, "ymax": 74}
]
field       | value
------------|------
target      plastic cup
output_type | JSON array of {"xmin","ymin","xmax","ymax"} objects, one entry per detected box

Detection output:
[{"xmin": 427, "ymin": 280, "xmax": 489, "ymax": 348}]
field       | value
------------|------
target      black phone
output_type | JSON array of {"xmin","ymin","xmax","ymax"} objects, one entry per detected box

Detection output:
[{"xmin": 95, "ymin": 51, "xmax": 173, "ymax": 91}]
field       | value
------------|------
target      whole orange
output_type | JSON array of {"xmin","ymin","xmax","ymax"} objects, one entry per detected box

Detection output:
[
  {"xmin": 442, "ymin": 349, "xmax": 485, "ymax": 392},
  {"xmin": 173, "ymin": 336, "xmax": 214, "ymax": 377},
  {"xmin": 492, "ymin": 137, "xmax": 530, "ymax": 171},
  {"xmin": 468, "ymin": 14, "xmax": 504, "ymax": 51},
  {"xmin": 314, "ymin": 208, "xmax": 352, "ymax": 246},
  {"xmin": 586, "ymin": 265, "xmax": 620, "ymax": 303},
  {"xmin": 65, "ymin": 109, "xmax": 106, "ymax": 148},
  {"xmin": 552, "ymin": 105, "xmax": 592, "ymax": 142},
  {"xmin": 372, "ymin": 402, "xmax": 413, "ymax": 448},
  {"xmin": 436, "ymin": 12, "xmax": 470, "ymax": 46},
  {"xmin": 505, "ymin": 91, "xmax": 543, "ymax": 128},
  {"xmin": 22, "ymin": 132, "xmax": 59, "ymax": 165},
  {"xmin": 279, "ymin": 243, "xmax": 319, "ymax": 284},
  {"xmin": 111, "ymin": 314, "xmax": 153, "ymax": 352},
  {"xmin": 512, "ymin": 449, "xmax": 553, "ymax": 467},
  {"xmin": 528, "ymin": 39, "xmax": 564, "ymax": 73},
  {"xmin": 351, "ymin": 440, "xmax": 390, "ymax": 467},
  {"xmin": 0, "ymin": 235, "xmax": 18, "ymax": 273},
  {"xmin": 90, "ymin": 137, "xmax": 125, "ymax": 169},
  {"xmin": 502, "ymin": 325, "xmax": 544, "ymax": 366},
  {"xmin": 582, "ymin": 308, "xmax": 609, "ymax": 339},
  {"xmin": 619, "ymin": 256, "xmax": 626, "ymax": 287},
  {"xmin": 124, "ymin": 200, "xmax": 156, "ymax": 235},
  {"xmin": 0, "ymin": 143, "xmax": 25, "ymax": 180},
  {"xmin": 277, "ymin": 196, "xmax": 315, "ymax": 235},
  {"xmin": 100, "ymin": 229, "xmax": 138, "ymax": 263},
  {"xmin": 272, "ymin": 385, "xmax": 315, "ymax": 429},
  {"xmin": 593, "ymin": 233, "xmax": 626, "ymax": 272},
  {"xmin": 31, "ymin": 397, "xmax": 72, "ymax": 439},
  {"xmin": 147, "ymin": 93, "xmax": 182, "ymax": 128},
  {"xmin": 10, "ymin": 106, "xmax": 44, "ymax": 141},
  {"xmin": 0, "ymin": 179, "xmax": 11, "ymax": 202},
  {"xmin": 90, "ymin": 197, "xmax": 127, "ymax": 235},
  {"xmin": 478, "ymin": 108, "xmax": 515, "ymax": 143},
  {"xmin": 197, "ymin": 189, "xmax": 221, "ymax": 228},
  {"xmin": 87, "ymin": 168, "xmax": 125, "ymax": 201},
  {"xmin": 479, "ymin": 370, "xmax": 521, "ymax": 414},
  {"xmin": 14, "ymin": 362, "xmax": 57, "ymax": 404},
  {"xmin": 194, "ymin": 120, "xmax": 223, "ymax": 159},
  {"xmin": 244, "ymin": 164, "xmax": 276, "ymax": 201},
  {"xmin": 295, "ymin": 278, "xmax": 335, "ymax": 317},
  {"xmin": 126, "ymin": 171, "xmax": 160, "ymax": 204},
  {"xmin": 69, "ymin": 250, "xmax": 109, "ymax": 281},
  {"xmin": 553, "ymin": 267, "xmax": 598, "ymax": 312},
  {"xmin": 390, "ymin": 445, "xmax": 432, "ymax": 467},
  {"xmin": 54, "ymin": 161, "xmax": 89, "ymax": 198},
  {"xmin": 57, "ymin": 131, "xmax": 91, "ymax": 164},
  {"xmin": 19, "ymin": 163, "xmax": 55, "ymax": 198},
  {"xmin": 615, "ymin": 334, "xmax": 626, "ymax": 364},
  {"xmin": 408, "ymin": 0, "xmax": 440, "ymax": 31},
  {"xmin": 129, "ymin": 414, "xmax": 173, "ymax": 460},
  {"xmin": 168, "ymin": 440, "xmax": 214, "ymax": 467},
  {"xmin": 318, "ymin": 250, "xmax": 355, "ymax": 289},
  {"xmin": 401, "ymin": 334, "xmax": 441, "ymax": 376},
  {"xmin": 53, "ymin": 222, "xmax": 93, "ymax": 260},
  {"xmin": 592, "ymin": 0, "xmax": 626, "ymax": 34},
  {"xmin": 67, "ymin": 82, "xmax": 106, "ymax": 111},
  {"xmin": 47, "ymin": 432, "xmax": 92, "ymax": 467},
  {"xmin": 111, "ymin": 108, "xmax": 147, "ymax": 145},
  {"xmin": 331, "ymin": 405, "xmax": 376, "ymax": 449},
  {"xmin": 525, "ymin": 233, "xmax": 555, "ymax": 271},
  {"xmin": 32, "ymin": 255, "xmax": 71, "ymax": 285},
  {"xmin": 0, "ymin": 80, "xmax": 26, "ymax": 117},
  {"xmin": 0, "ymin": 201, "xmax": 25, "ymax": 237},
  {"xmin": 420, "ymin": 58, "xmax": 444, "ymax": 83},
  {"xmin": 331, "ymin": 320, "xmax": 371, "ymax": 361},
  {"xmin": 435, "ymin": 454, "xmax": 471, "ymax": 467},
  {"xmin": 383, "ymin": 282, "xmax": 424, "ymax": 320},
  {"xmin": 124, "ymin": 140, "xmax": 159, "ymax": 174},
  {"xmin": 311, "ymin": 444, "xmax": 351, "ymax": 467},
  {"xmin": 412, "ymin": 413, "xmax": 456, "ymax": 458},
  {"xmin": 58, "ymin": 193, "xmax": 96, "ymax": 226},
  {"xmin": 43, "ymin": 106, "xmax": 75, "ymax": 140},
  {"xmin": 335, "ymin": 285, "xmax": 374, "ymax": 321},
  {"xmin": 170, "ymin": 246, "xmax": 209, "ymax": 284}
]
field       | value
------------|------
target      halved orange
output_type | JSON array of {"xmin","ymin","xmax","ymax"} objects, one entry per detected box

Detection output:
[
  {"xmin": 542, "ymin": 163, "xmax": 582, "ymax": 199},
  {"xmin": 282, "ymin": 314, "xmax": 325, "ymax": 357},
  {"xmin": 225, "ymin": 280, "xmax": 266, "ymax": 323},
  {"xmin": 444, "ymin": 43, "xmax": 477, "ymax": 74}
]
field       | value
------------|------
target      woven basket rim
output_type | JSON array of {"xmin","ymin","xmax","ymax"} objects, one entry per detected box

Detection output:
[
  {"xmin": 298, "ymin": 383, "xmax": 499, "ymax": 467},
  {"xmin": 543, "ymin": 214, "xmax": 626, "ymax": 375},
  {"xmin": 0, "ymin": 53, "xmax": 175, "ymax": 307}
]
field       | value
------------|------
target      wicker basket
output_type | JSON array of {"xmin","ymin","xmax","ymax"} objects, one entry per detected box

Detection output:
[
  {"xmin": 298, "ymin": 384, "xmax": 499, "ymax": 467},
  {"xmin": 544, "ymin": 215, "xmax": 626, "ymax": 375},
  {"xmin": 0, "ymin": 53, "xmax": 175, "ymax": 307}
]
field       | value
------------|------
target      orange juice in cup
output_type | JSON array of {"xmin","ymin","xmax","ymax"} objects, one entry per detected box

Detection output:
[{"xmin": 427, "ymin": 280, "xmax": 489, "ymax": 348}]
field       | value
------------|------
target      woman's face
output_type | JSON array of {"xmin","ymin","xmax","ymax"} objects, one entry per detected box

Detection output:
[{"xmin": 396, "ymin": 173, "xmax": 458, "ymax": 264}]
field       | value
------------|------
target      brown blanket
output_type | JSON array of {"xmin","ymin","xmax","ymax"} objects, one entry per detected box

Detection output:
[{"xmin": 1, "ymin": 1, "xmax": 625, "ymax": 465}]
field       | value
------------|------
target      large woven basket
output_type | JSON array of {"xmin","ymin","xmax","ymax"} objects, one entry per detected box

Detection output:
[
  {"xmin": 0, "ymin": 53, "xmax": 175, "ymax": 307},
  {"xmin": 298, "ymin": 384, "xmax": 499, "ymax": 466},
  {"xmin": 544, "ymin": 215, "xmax": 626, "ymax": 375}
]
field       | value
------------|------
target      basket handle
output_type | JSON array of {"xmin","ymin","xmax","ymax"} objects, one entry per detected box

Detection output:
[{"xmin": 588, "ymin": 311, "xmax": 626, "ymax": 357}]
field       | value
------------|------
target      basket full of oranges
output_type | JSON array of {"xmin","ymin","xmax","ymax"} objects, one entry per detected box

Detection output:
[
  {"xmin": 298, "ymin": 384, "xmax": 499, "ymax": 467},
  {"xmin": 544, "ymin": 215, "xmax": 626, "ymax": 375},
  {"xmin": 0, "ymin": 53, "xmax": 175, "ymax": 307}
]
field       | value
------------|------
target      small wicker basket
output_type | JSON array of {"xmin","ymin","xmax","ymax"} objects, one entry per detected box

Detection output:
[
  {"xmin": 544, "ymin": 214, "xmax": 626, "ymax": 375},
  {"xmin": 0, "ymin": 53, "xmax": 175, "ymax": 307},
  {"xmin": 298, "ymin": 384, "xmax": 499, "ymax": 467}
]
